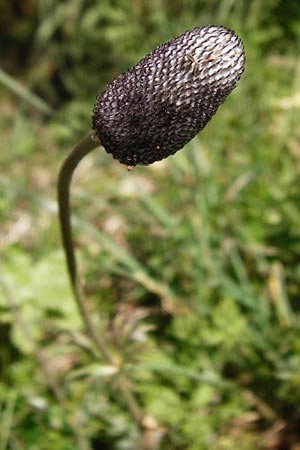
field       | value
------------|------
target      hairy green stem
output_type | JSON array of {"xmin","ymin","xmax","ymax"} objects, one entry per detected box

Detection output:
[
  {"xmin": 57, "ymin": 133, "xmax": 143, "ymax": 423},
  {"xmin": 57, "ymin": 132, "xmax": 112, "ymax": 361}
]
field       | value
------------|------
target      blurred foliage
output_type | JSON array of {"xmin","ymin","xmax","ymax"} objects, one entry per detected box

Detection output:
[{"xmin": 1, "ymin": 0, "xmax": 300, "ymax": 449}]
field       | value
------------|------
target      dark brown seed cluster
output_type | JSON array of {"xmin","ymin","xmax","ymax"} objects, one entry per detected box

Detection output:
[{"xmin": 92, "ymin": 25, "xmax": 245, "ymax": 167}]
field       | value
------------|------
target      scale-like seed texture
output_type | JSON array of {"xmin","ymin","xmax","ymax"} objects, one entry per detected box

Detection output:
[{"xmin": 92, "ymin": 25, "xmax": 245, "ymax": 166}]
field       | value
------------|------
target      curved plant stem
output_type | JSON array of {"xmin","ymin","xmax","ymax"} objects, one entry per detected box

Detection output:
[
  {"xmin": 57, "ymin": 132, "xmax": 142, "ymax": 424},
  {"xmin": 58, "ymin": 133, "xmax": 97, "ymax": 286},
  {"xmin": 57, "ymin": 132, "xmax": 112, "ymax": 361}
]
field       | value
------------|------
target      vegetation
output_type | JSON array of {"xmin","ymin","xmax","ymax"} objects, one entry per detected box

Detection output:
[{"xmin": 1, "ymin": 1, "xmax": 300, "ymax": 449}]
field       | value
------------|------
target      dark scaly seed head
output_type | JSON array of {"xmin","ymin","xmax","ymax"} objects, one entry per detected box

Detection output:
[{"xmin": 92, "ymin": 25, "xmax": 245, "ymax": 166}]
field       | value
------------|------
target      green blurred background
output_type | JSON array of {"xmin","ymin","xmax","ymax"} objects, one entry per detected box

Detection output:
[{"xmin": 1, "ymin": 1, "xmax": 300, "ymax": 449}]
